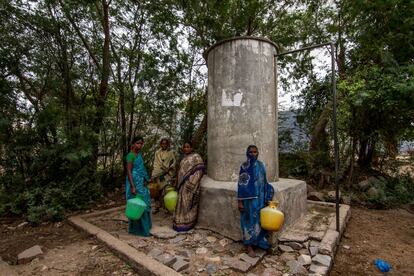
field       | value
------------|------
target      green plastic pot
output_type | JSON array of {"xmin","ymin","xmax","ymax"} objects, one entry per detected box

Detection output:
[{"xmin": 125, "ymin": 194, "xmax": 146, "ymax": 220}]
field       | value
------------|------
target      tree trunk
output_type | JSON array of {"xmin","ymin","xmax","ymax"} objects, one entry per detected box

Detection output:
[
  {"xmin": 191, "ymin": 114, "xmax": 207, "ymax": 151},
  {"xmin": 357, "ymin": 138, "xmax": 375, "ymax": 169},
  {"xmin": 92, "ymin": 0, "xmax": 111, "ymax": 167}
]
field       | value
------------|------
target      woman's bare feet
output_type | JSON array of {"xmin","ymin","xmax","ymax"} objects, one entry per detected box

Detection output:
[{"xmin": 247, "ymin": 245, "xmax": 256, "ymax": 258}]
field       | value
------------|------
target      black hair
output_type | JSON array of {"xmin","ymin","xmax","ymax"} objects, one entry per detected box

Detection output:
[
  {"xmin": 247, "ymin": 145, "xmax": 258, "ymax": 152},
  {"xmin": 132, "ymin": 136, "xmax": 144, "ymax": 144},
  {"xmin": 183, "ymin": 141, "xmax": 193, "ymax": 148},
  {"xmin": 160, "ymin": 138, "xmax": 170, "ymax": 145}
]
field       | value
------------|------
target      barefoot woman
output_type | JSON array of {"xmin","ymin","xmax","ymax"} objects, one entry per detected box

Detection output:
[
  {"xmin": 125, "ymin": 136, "xmax": 151, "ymax": 236},
  {"xmin": 173, "ymin": 141, "xmax": 205, "ymax": 232},
  {"xmin": 238, "ymin": 145, "xmax": 274, "ymax": 257}
]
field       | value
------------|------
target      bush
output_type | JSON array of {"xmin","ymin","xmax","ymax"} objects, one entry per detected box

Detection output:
[
  {"xmin": 366, "ymin": 174, "xmax": 414, "ymax": 208},
  {"xmin": 0, "ymin": 142, "xmax": 103, "ymax": 224}
]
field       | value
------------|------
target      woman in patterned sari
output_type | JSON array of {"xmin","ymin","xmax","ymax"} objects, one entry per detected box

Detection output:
[
  {"xmin": 173, "ymin": 141, "xmax": 205, "ymax": 232},
  {"xmin": 238, "ymin": 145, "xmax": 275, "ymax": 257},
  {"xmin": 125, "ymin": 136, "xmax": 151, "ymax": 236}
]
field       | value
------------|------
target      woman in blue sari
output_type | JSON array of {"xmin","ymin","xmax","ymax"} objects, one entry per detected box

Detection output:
[
  {"xmin": 125, "ymin": 136, "xmax": 151, "ymax": 236},
  {"xmin": 238, "ymin": 145, "xmax": 274, "ymax": 257}
]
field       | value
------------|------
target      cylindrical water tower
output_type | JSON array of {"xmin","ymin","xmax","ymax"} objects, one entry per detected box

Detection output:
[{"xmin": 204, "ymin": 37, "xmax": 279, "ymax": 182}]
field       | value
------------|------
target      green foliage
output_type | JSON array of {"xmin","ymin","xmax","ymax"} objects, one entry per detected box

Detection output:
[
  {"xmin": 366, "ymin": 174, "xmax": 414, "ymax": 208},
  {"xmin": 279, "ymin": 153, "xmax": 309, "ymax": 178},
  {"xmin": 1, "ymin": 0, "xmax": 413, "ymax": 220}
]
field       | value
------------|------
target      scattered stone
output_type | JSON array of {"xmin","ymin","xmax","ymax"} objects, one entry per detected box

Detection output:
[
  {"xmin": 17, "ymin": 222, "xmax": 28, "ymax": 228},
  {"xmin": 150, "ymin": 226, "xmax": 177, "ymax": 239},
  {"xmin": 264, "ymin": 263, "xmax": 271, "ymax": 268},
  {"xmin": 256, "ymin": 249, "xmax": 267, "ymax": 259},
  {"xmin": 219, "ymin": 238, "xmax": 230, "ymax": 247},
  {"xmin": 287, "ymin": 260, "xmax": 307, "ymax": 275},
  {"xmin": 284, "ymin": 242, "xmax": 302, "ymax": 250},
  {"xmin": 54, "ymin": 222, "xmax": 62, "ymax": 228},
  {"xmin": 308, "ymin": 192, "xmax": 324, "ymax": 202},
  {"xmin": 247, "ymin": 273, "xmax": 258, "ymax": 276},
  {"xmin": 193, "ymin": 233, "xmax": 202, "ymax": 241},
  {"xmin": 367, "ymin": 187, "xmax": 379, "ymax": 198},
  {"xmin": 357, "ymin": 179, "xmax": 371, "ymax": 191},
  {"xmin": 342, "ymin": 195, "xmax": 351, "ymax": 205},
  {"xmin": 312, "ymin": 254, "xmax": 332, "ymax": 267},
  {"xmin": 206, "ymin": 264, "xmax": 217, "ymax": 275},
  {"xmin": 130, "ymin": 240, "xmax": 147, "ymax": 249},
  {"xmin": 280, "ymin": 252, "xmax": 296, "ymax": 262},
  {"xmin": 298, "ymin": 254, "xmax": 312, "ymax": 266},
  {"xmin": 264, "ymin": 256, "xmax": 278, "ymax": 264},
  {"xmin": 229, "ymin": 242, "xmax": 244, "ymax": 256},
  {"xmin": 177, "ymin": 250, "xmax": 191, "ymax": 258},
  {"xmin": 240, "ymin": 253, "xmax": 260, "ymax": 266},
  {"xmin": 92, "ymin": 245, "xmax": 99, "ymax": 250},
  {"xmin": 222, "ymin": 256, "xmax": 234, "ymax": 265},
  {"xmin": 309, "ymin": 246, "xmax": 319, "ymax": 257},
  {"xmin": 221, "ymin": 265, "xmax": 229, "ymax": 270},
  {"xmin": 148, "ymin": 248, "xmax": 163, "ymax": 258},
  {"xmin": 213, "ymin": 247, "xmax": 227, "ymax": 253},
  {"xmin": 155, "ymin": 253, "xmax": 177, "ymax": 266},
  {"xmin": 278, "ymin": 245, "xmax": 294, "ymax": 252},
  {"xmin": 205, "ymin": 256, "xmax": 221, "ymax": 262},
  {"xmin": 18, "ymin": 245, "xmax": 43, "ymax": 264},
  {"xmin": 170, "ymin": 236, "xmax": 186, "ymax": 244},
  {"xmin": 319, "ymin": 230, "xmax": 339, "ymax": 256},
  {"xmin": 206, "ymin": 236, "xmax": 217, "ymax": 243},
  {"xmin": 197, "ymin": 268, "xmax": 205, "ymax": 272},
  {"xmin": 228, "ymin": 259, "xmax": 251, "ymax": 273},
  {"xmin": 299, "ymin": 249, "xmax": 309, "ymax": 255},
  {"xmin": 343, "ymin": 245, "xmax": 350, "ymax": 250},
  {"xmin": 196, "ymin": 247, "xmax": 208, "ymax": 255},
  {"xmin": 310, "ymin": 240, "xmax": 320, "ymax": 247},
  {"xmin": 40, "ymin": 265, "xmax": 48, "ymax": 271},
  {"xmin": 325, "ymin": 190, "xmax": 341, "ymax": 202},
  {"xmin": 30, "ymin": 258, "xmax": 40, "ymax": 264},
  {"xmin": 260, "ymin": 271, "xmax": 278, "ymax": 276},
  {"xmin": 309, "ymin": 264, "xmax": 328, "ymax": 274},
  {"xmin": 309, "ymin": 231, "xmax": 325, "ymax": 241},
  {"xmin": 278, "ymin": 232, "xmax": 309, "ymax": 243},
  {"xmin": 172, "ymin": 257, "xmax": 190, "ymax": 272}
]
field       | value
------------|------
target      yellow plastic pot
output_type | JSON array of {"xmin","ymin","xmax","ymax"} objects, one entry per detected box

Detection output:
[
  {"xmin": 164, "ymin": 187, "xmax": 178, "ymax": 213},
  {"xmin": 260, "ymin": 200, "xmax": 284, "ymax": 231}
]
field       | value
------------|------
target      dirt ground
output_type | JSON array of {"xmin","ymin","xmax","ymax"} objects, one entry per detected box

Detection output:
[
  {"xmin": 1, "ymin": 206, "xmax": 413, "ymax": 275},
  {"xmin": 331, "ymin": 207, "xmax": 414, "ymax": 276},
  {"xmin": 0, "ymin": 217, "xmax": 137, "ymax": 275}
]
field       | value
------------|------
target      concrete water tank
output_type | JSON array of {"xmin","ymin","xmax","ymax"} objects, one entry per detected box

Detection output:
[{"xmin": 204, "ymin": 37, "xmax": 279, "ymax": 182}]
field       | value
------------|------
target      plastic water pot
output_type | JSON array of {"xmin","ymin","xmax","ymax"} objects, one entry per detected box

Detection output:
[
  {"xmin": 164, "ymin": 187, "xmax": 178, "ymax": 213},
  {"xmin": 260, "ymin": 200, "xmax": 285, "ymax": 231},
  {"xmin": 125, "ymin": 194, "xmax": 147, "ymax": 220}
]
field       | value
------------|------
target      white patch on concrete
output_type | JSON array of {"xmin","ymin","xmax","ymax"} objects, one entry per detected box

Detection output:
[
  {"xmin": 221, "ymin": 89, "xmax": 244, "ymax": 107},
  {"xmin": 267, "ymin": 104, "xmax": 273, "ymax": 115},
  {"xmin": 251, "ymin": 41, "xmax": 259, "ymax": 54}
]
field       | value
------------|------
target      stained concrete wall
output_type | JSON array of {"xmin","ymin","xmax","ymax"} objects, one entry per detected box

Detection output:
[
  {"xmin": 197, "ymin": 176, "xmax": 307, "ymax": 241},
  {"xmin": 205, "ymin": 37, "xmax": 279, "ymax": 182}
]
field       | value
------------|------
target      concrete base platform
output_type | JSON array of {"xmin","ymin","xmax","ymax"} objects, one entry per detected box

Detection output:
[{"xmin": 197, "ymin": 176, "xmax": 307, "ymax": 241}]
